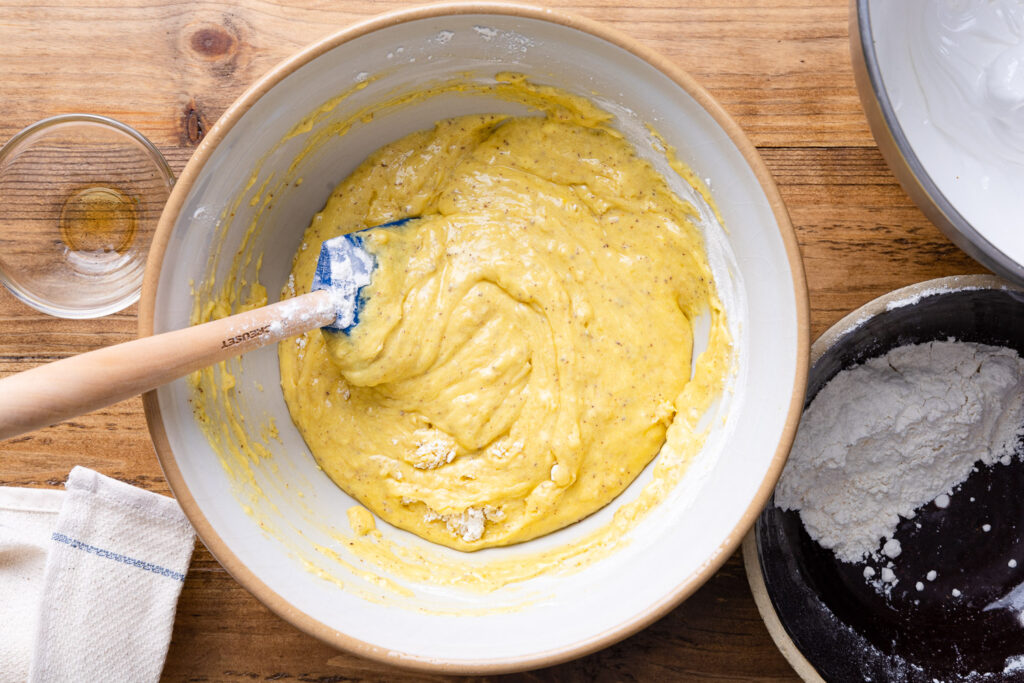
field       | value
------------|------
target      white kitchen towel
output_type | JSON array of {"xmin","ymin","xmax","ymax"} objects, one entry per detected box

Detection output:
[
  {"xmin": 0, "ymin": 467, "xmax": 196, "ymax": 683},
  {"xmin": 0, "ymin": 486, "xmax": 64, "ymax": 682}
]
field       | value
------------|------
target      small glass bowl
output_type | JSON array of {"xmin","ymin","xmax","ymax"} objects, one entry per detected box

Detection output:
[{"xmin": 0, "ymin": 114, "xmax": 174, "ymax": 318}]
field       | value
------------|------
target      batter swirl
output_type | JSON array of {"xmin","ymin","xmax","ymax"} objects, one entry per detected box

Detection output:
[{"xmin": 279, "ymin": 103, "xmax": 725, "ymax": 550}]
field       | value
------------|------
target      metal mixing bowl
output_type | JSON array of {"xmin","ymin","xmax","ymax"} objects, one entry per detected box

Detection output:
[{"xmin": 851, "ymin": 0, "xmax": 1024, "ymax": 286}]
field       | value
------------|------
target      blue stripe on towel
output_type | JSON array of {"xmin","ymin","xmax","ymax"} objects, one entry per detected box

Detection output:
[{"xmin": 51, "ymin": 532, "xmax": 186, "ymax": 582}]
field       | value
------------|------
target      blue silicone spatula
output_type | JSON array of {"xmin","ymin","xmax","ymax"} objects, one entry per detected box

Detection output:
[
  {"xmin": 0, "ymin": 230, "xmax": 382, "ymax": 440},
  {"xmin": 312, "ymin": 218, "xmax": 411, "ymax": 333}
]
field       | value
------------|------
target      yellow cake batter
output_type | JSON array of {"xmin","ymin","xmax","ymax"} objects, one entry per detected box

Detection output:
[{"xmin": 278, "ymin": 104, "xmax": 726, "ymax": 551}]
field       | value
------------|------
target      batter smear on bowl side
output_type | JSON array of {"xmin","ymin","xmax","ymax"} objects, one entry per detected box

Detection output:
[{"xmin": 279, "ymin": 99, "xmax": 728, "ymax": 551}]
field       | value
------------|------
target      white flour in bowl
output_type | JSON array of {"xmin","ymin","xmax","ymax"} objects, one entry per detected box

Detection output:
[{"xmin": 775, "ymin": 340, "xmax": 1024, "ymax": 565}]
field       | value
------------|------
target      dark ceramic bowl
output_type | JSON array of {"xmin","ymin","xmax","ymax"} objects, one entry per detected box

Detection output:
[{"xmin": 745, "ymin": 274, "xmax": 1024, "ymax": 682}]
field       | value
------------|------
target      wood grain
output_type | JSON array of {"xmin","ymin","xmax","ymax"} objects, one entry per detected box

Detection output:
[{"xmin": 0, "ymin": 0, "xmax": 988, "ymax": 680}]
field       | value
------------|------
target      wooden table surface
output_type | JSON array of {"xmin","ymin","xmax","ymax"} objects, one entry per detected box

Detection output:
[{"xmin": 0, "ymin": 0, "xmax": 986, "ymax": 680}]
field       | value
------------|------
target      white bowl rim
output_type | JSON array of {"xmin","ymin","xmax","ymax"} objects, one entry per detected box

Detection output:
[{"xmin": 139, "ymin": 1, "xmax": 810, "ymax": 673}]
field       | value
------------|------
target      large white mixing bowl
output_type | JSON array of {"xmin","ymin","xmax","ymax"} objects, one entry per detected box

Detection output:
[{"xmin": 140, "ymin": 3, "xmax": 807, "ymax": 673}]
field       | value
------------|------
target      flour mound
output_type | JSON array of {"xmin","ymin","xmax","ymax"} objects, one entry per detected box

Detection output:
[{"xmin": 775, "ymin": 340, "xmax": 1024, "ymax": 563}]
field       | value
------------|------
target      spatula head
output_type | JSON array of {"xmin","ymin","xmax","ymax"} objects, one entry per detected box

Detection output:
[
  {"xmin": 312, "ymin": 233, "xmax": 375, "ymax": 333},
  {"xmin": 311, "ymin": 218, "xmax": 414, "ymax": 334}
]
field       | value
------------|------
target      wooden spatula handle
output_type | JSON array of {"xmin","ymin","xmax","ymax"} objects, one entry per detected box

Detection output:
[{"xmin": 0, "ymin": 290, "xmax": 334, "ymax": 441}]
